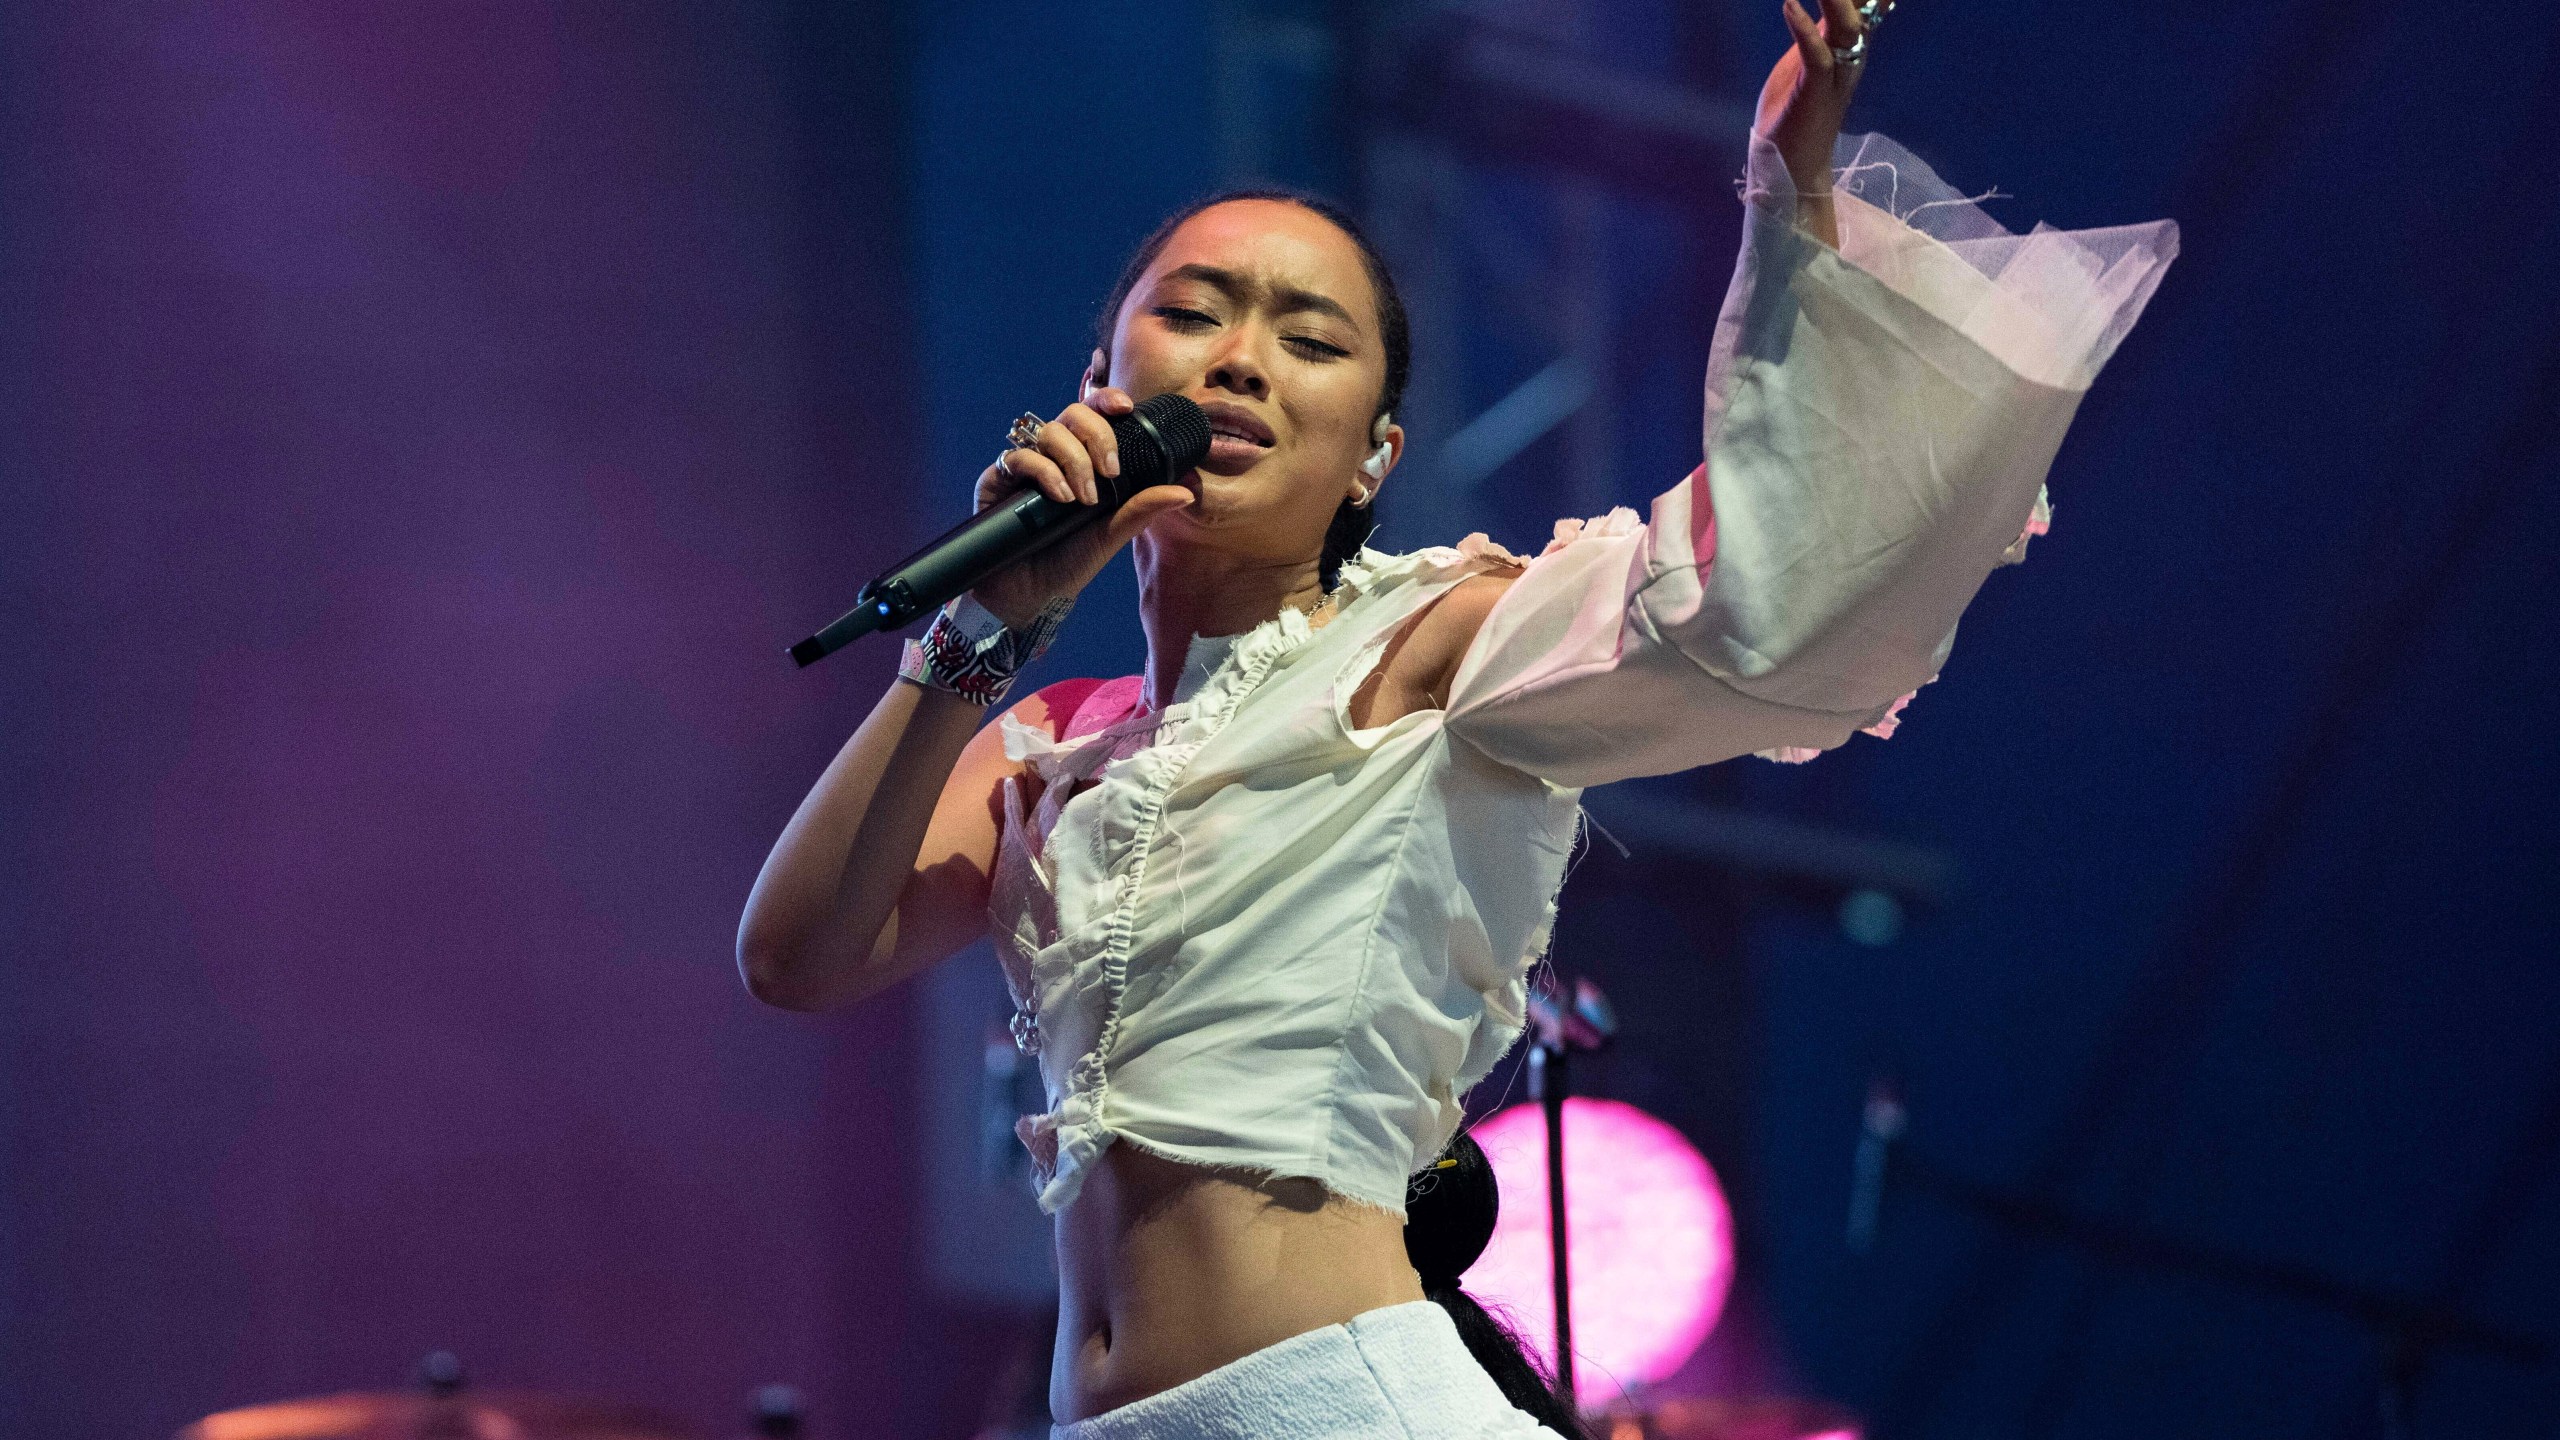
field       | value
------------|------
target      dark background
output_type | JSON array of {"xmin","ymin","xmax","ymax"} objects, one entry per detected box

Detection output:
[{"xmin": 4, "ymin": 3, "xmax": 2553, "ymax": 1438}]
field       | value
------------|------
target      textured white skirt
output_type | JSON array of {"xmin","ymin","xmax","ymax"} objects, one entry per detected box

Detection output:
[{"xmin": 1051, "ymin": 1300, "xmax": 1567, "ymax": 1440}]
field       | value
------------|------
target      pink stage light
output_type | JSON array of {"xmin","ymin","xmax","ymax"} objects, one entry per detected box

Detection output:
[{"xmin": 1467, "ymin": 1098, "xmax": 1733, "ymax": 1407}]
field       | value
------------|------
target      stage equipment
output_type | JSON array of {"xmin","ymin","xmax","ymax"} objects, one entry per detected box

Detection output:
[
  {"xmin": 1849, "ymin": 1081, "xmax": 2550, "ymax": 1440},
  {"xmin": 175, "ymin": 1352, "xmax": 699, "ymax": 1440},
  {"xmin": 1523, "ymin": 969, "xmax": 1618, "ymax": 1403},
  {"xmin": 1577, "ymin": 789, "xmax": 1958, "ymax": 909},
  {"xmin": 788, "ymin": 393, "xmax": 1212, "ymax": 666},
  {"xmin": 175, "ymin": 1392, "xmax": 697, "ymax": 1440},
  {"xmin": 1470, "ymin": 1093, "xmax": 1735, "ymax": 1410},
  {"xmin": 740, "ymin": 1385, "xmax": 803, "ymax": 1439}
]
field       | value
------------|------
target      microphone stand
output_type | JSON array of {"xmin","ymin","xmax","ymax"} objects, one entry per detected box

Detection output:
[
  {"xmin": 1526, "ymin": 1038, "xmax": 1574, "ymax": 1402},
  {"xmin": 1525, "ymin": 971, "xmax": 1619, "ymax": 1408}
]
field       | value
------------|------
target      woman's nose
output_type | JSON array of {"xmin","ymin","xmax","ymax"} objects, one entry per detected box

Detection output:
[{"xmin": 1205, "ymin": 344, "xmax": 1269, "ymax": 400}]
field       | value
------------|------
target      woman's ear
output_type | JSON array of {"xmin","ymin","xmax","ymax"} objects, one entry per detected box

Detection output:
[
  {"xmin": 1080, "ymin": 348, "xmax": 1109, "ymax": 403},
  {"xmin": 1353, "ymin": 417, "xmax": 1404, "ymax": 504}
]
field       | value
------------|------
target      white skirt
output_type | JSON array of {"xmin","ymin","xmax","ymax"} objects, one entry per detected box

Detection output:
[{"xmin": 1051, "ymin": 1300, "xmax": 1567, "ymax": 1440}]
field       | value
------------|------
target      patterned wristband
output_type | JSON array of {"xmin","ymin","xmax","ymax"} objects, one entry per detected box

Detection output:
[{"xmin": 897, "ymin": 593, "xmax": 1073, "ymax": 707}]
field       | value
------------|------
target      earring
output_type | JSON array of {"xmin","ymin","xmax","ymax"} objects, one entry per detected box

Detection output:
[{"xmin": 1349, "ymin": 478, "xmax": 1377, "ymax": 509}]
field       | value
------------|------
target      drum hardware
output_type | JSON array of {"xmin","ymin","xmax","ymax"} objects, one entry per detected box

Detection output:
[{"xmin": 175, "ymin": 1350, "xmax": 702, "ymax": 1440}]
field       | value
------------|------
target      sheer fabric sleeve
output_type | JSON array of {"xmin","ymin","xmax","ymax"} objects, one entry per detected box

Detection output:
[{"xmin": 1443, "ymin": 132, "xmax": 2177, "ymax": 788}]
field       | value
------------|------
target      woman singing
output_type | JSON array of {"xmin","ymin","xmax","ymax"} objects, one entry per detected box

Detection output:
[{"xmin": 739, "ymin": 5, "xmax": 2175, "ymax": 1436}]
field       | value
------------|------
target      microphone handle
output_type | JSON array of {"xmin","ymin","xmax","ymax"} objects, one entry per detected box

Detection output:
[
  {"xmin": 787, "ymin": 471, "xmax": 1131, "ymax": 668},
  {"xmin": 787, "ymin": 393, "xmax": 1207, "ymax": 668}
]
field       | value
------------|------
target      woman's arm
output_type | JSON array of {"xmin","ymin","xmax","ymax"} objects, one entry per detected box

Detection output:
[
  {"xmin": 736, "ymin": 679, "xmax": 1007, "ymax": 1012},
  {"xmin": 1758, "ymin": 0, "xmax": 1878, "ymax": 249},
  {"xmin": 739, "ymin": 386, "xmax": 1196, "ymax": 1010},
  {"xmin": 1376, "ymin": 0, "xmax": 1877, "ymax": 728},
  {"xmin": 1432, "ymin": 18, "xmax": 2177, "ymax": 786}
]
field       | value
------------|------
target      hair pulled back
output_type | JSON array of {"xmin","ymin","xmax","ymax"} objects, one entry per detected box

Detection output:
[
  {"xmin": 1404, "ymin": 1133, "xmax": 1590, "ymax": 1438},
  {"xmin": 1094, "ymin": 188, "xmax": 1411, "ymax": 592}
]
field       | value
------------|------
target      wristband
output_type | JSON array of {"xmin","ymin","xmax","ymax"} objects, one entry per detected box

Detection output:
[{"xmin": 897, "ymin": 593, "xmax": 1073, "ymax": 707}]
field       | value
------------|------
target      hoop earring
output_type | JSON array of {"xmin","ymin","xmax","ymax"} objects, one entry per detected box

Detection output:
[{"xmin": 1349, "ymin": 479, "xmax": 1376, "ymax": 509}]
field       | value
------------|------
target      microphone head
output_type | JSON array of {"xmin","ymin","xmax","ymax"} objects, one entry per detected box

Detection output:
[{"xmin": 1114, "ymin": 393, "xmax": 1212, "ymax": 493}]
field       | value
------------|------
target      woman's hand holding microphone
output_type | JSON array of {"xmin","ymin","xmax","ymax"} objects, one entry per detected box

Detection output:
[
  {"xmin": 966, "ymin": 386, "xmax": 1197, "ymax": 631},
  {"xmin": 750, "ymin": 386, "xmax": 1195, "ymax": 1005}
]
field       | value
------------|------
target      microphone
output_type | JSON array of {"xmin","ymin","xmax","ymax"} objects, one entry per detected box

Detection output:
[{"xmin": 788, "ymin": 393, "xmax": 1212, "ymax": 667}]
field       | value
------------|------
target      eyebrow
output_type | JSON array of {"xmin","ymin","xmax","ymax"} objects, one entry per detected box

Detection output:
[{"xmin": 1160, "ymin": 263, "xmax": 1363, "ymax": 335}]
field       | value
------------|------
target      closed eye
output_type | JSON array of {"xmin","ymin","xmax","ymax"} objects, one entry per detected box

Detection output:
[{"xmin": 1155, "ymin": 304, "xmax": 1349, "ymax": 360}]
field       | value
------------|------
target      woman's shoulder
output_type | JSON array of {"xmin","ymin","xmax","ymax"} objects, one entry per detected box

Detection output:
[
  {"xmin": 1336, "ymin": 539, "xmax": 1526, "ymax": 724},
  {"xmin": 1002, "ymin": 675, "xmax": 1147, "ymax": 748},
  {"xmin": 1368, "ymin": 535, "xmax": 1525, "ymax": 625},
  {"xmin": 1341, "ymin": 533, "xmax": 1528, "ymax": 597},
  {"xmin": 959, "ymin": 676, "xmax": 1149, "ymax": 804}
]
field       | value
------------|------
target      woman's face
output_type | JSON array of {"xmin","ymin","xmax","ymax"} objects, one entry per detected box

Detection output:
[{"xmin": 1102, "ymin": 199, "xmax": 1398, "ymax": 566}]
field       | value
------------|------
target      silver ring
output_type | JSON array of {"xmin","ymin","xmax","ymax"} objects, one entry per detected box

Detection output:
[
  {"xmin": 1857, "ymin": 0, "xmax": 1891, "ymax": 28},
  {"xmin": 1006, "ymin": 412, "xmax": 1045, "ymax": 451},
  {"xmin": 1830, "ymin": 31, "xmax": 1867, "ymax": 66}
]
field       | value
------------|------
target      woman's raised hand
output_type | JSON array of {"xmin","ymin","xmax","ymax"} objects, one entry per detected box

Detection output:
[
  {"xmin": 1755, "ymin": 0, "xmax": 1885, "ymax": 246},
  {"xmin": 965, "ymin": 385, "xmax": 1197, "ymax": 629}
]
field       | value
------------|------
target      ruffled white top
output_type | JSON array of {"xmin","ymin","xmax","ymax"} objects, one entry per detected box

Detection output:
[{"xmin": 987, "ymin": 134, "xmax": 2177, "ymax": 1218}]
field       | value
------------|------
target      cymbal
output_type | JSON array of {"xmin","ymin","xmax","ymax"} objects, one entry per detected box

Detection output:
[
  {"xmin": 176, "ymin": 1390, "xmax": 700, "ymax": 1440},
  {"xmin": 1602, "ymin": 1396, "xmax": 1864, "ymax": 1440}
]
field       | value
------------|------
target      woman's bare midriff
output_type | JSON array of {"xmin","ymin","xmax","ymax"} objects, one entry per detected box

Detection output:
[{"xmin": 1051, "ymin": 1141, "xmax": 1427, "ymax": 1425}]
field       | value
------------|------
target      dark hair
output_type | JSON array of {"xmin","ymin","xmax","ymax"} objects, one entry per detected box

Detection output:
[
  {"xmin": 1094, "ymin": 188, "xmax": 1411, "ymax": 591},
  {"xmin": 1404, "ymin": 1134, "xmax": 1590, "ymax": 1439}
]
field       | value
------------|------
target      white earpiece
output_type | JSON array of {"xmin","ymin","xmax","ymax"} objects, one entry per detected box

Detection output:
[{"xmin": 1360, "ymin": 413, "xmax": 1394, "ymax": 482}]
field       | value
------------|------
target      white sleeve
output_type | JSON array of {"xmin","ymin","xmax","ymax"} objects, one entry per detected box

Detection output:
[{"xmin": 1443, "ymin": 132, "xmax": 2178, "ymax": 787}]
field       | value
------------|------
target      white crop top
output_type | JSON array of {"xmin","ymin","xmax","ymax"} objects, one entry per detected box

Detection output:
[{"xmin": 985, "ymin": 133, "xmax": 2176, "ymax": 1218}]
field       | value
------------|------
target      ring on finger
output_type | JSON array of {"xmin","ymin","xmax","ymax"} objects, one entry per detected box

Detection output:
[
  {"xmin": 1006, "ymin": 412, "xmax": 1045, "ymax": 451},
  {"xmin": 994, "ymin": 446, "xmax": 1073, "ymax": 502},
  {"xmin": 1830, "ymin": 31, "xmax": 1867, "ymax": 66}
]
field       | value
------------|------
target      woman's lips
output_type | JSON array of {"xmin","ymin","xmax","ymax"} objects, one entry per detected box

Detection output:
[
  {"xmin": 1196, "ymin": 400, "xmax": 1276, "ymax": 473},
  {"xmin": 1203, "ymin": 433, "xmax": 1271, "ymax": 470}
]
